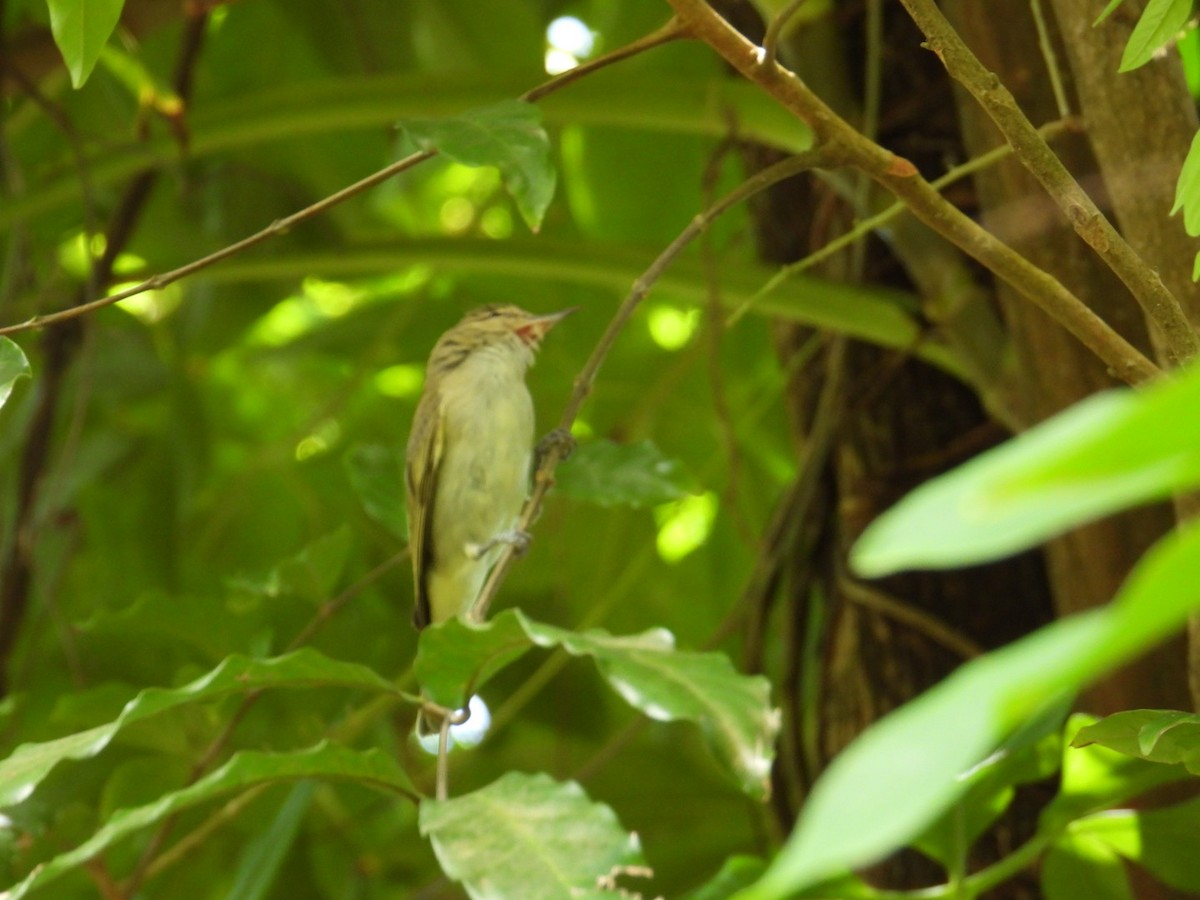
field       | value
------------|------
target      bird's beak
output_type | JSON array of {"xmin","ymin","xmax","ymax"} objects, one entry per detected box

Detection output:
[{"xmin": 519, "ymin": 307, "xmax": 577, "ymax": 342}]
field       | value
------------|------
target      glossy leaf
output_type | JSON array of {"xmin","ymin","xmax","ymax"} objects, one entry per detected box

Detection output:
[
  {"xmin": 415, "ymin": 610, "xmax": 779, "ymax": 799},
  {"xmin": 46, "ymin": 0, "xmax": 125, "ymax": 87},
  {"xmin": 0, "ymin": 337, "xmax": 30, "ymax": 410},
  {"xmin": 400, "ymin": 99, "xmax": 556, "ymax": 230},
  {"xmin": 0, "ymin": 649, "xmax": 401, "ymax": 807},
  {"xmin": 420, "ymin": 772, "xmax": 643, "ymax": 900},
  {"xmin": 556, "ymin": 439, "xmax": 698, "ymax": 508},
  {"xmin": 6, "ymin": 743, "xmax": 416, "ymax": 900},
  {"xmin": 851, "ymin": 363, "xmax": 1200, "ymax": 575}
]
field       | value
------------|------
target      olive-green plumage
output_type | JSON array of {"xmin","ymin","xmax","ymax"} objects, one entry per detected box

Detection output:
[{"xmin": 406, "ymin": 305, "xmax": 570, "ymax": 631}]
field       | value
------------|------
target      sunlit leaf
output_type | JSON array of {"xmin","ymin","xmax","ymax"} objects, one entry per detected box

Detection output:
[
  {"xmin": 5, "ymin": 743, "xmax": 416, "ymax": 900},
  {"xmin": 1042, "ymin": 832, "xmax": 1134, "ymax": 900},
  {"xmin": 556, "ymin": 439, "xmax": 697, "ymax": 508},
  {"xmin": 419, "ymin": 771, "xmax": 643, "ymax": 900},
  {"xmin": 1073, "ymin": 709, "xmax": 1200, "ymax": 773},
  {"xmin": 1044, "ymin": 715, "xmax": 1189, "ymax": 827},
  {"xmin": 1119, "ymin": 0, "xmax": 1192, "ymax": 71},
  {"xmin": 735, "ymin": 521, "xmax": 1200, "ymax": 898},
  {"xmin": 851, "ymin": 364, "xmax": 1200, "ymax": 575},
  {"xmin": 415, "ymin": 610, "xmax": 779, "ymax": 799},
  {"xmin": 1077, "ymin": 795, "xmax": 1200, "ymax": 891},
  {"xmin": 0, "ymin": 337, "xmax": 30, "ymax": 410},
  {"xmin": 0, "ymin": 649, "xmax": 401, "ymax": 807},
  {"xmin": 400, "ymin": 99, "xmax": 556, "ymax": 231},
  {"xmin": 46, "ymin": 0, "xmax": 125, "ymax": 87}
]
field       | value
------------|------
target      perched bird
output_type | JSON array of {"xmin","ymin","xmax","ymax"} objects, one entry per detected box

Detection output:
[{"xmin": 406, "ymin": 305, "xmax": 572, "ymax": 631}]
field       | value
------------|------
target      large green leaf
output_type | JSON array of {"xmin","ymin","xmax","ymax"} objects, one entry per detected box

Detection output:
[
  {"xmin": 735, "ymin": 520, "xmax": 1200, "ymax": 898},
  {"xmin": 46, "ymin": 0, "xmax": 124, "ymax": 87},
  {"xmin": 0, "ymin": 649, "xmax": 401, "ymax": 807},
  {"xmin": 415, "ymin": 610, "xmax": 779, "ymax": 799},
  {"xmin": 851, "ymin": 362, "xmax": 1200, "ymax": 576},
  {"xmin": 419, "ymin": 771, "xmax": 644, "ymax": 900},
  {"xmin": 399, "ymin": 100, "xmax": 555, "ymax": 231},
  {"xmin": 0, "ymin": 337, "xmax": 31, "ymax": 410},
  {"xmin": 556, "ymin": 439, "xmax": 698, "ymax": 508},
  {"xmin": 5, "ymin": 743, "xmax": 415, "ymax": 900}
]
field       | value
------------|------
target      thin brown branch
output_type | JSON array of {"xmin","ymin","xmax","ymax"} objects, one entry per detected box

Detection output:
[
  {"xmin": 522, "ymin": 16, "xmax": 686, "ymax": 103},
  {"xmin": 898, "ymin": 0, "xmax": 1198, "ymax": 365},
  {"xmin": 469, "ymin": 147, "xmax": 830, "ymax": 622},
  {"xmin": 663, "ymin": 0, "xmax": 1162, "ymax": 386}
]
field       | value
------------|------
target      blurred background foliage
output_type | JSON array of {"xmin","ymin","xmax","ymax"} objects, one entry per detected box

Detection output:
[
  {"xmin": 6, "ymin": 0, "xmax": 1200, "ymax": 897},
  {"xmin": 0, "ymin": 1, "xmax": 812, "ymax": 896}
]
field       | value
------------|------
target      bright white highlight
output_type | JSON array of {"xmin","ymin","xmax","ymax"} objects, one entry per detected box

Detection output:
[{"xmin": 547, "ymin": 16, "xmax": 594, "ymax": 57}]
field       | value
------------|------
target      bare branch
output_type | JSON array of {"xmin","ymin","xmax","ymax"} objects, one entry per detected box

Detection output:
[{"xmin": 663, "ymin": 0, "xmax": 1162, "ymax": 385}]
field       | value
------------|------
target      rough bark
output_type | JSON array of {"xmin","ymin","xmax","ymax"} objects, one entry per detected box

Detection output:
[{"xmin": 942, "ymin": 0, "xmax": 1189, "ymax": 715}]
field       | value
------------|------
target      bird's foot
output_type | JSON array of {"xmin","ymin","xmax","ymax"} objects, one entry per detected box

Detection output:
[
  {"xmin": 465, "ymin": 529, "xmax": 532, "ymax": 560},
  {"xmin": 536, "ymin": 427, "xmax": 577, "ymax": 473}
]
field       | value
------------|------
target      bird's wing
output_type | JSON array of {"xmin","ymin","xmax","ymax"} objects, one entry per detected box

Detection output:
[{"xmin": 406, "ymin": 387, "xmax": 445, "ymax": 630}]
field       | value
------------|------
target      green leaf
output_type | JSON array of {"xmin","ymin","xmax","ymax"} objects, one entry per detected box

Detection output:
[
  {"xmin": 400, "ymin": 99, "xmax": 556, "ymax": 231},
  {"xmin": 5, "ymin": 743, "xmax": 415, "ymax": 900},
  {"xmin": 226, "ymin": 782, "xmax": 315, "ymax": 900},
  {"xmin": 1042, "ymin": 832, "xmax": 1135, "ymax": 900},
  {"xmin": 0, "ymin": 649, "xmax": 401, "ymax": 807},
  {"xmin": 1073, "ymin": 709, "xmax": 1200, "ymax": 772},
  {"xmin": 736, "ymin": 520, "xmax": 1200, "ymax": 899},
  {"xmin": 851, "ymin": 363, "xmax": 1200, "ymax": 576},
  {"xmin": 46, "ymin": 0, "xmax": 125, "ymax": 88},
  {"xmin": 1172, "ymin": 129, "xmax": 1200, "ymax": 241},
  {"xmin": 1119, "ymin": 0, "xmax": 1192, "ymax": 71},
  {"xmin": 419, "ymin": 771, "xmax": 644, "ymax": 900},
  {"xmin": 344, "ymin": 444, "xmax": 408, "ymax": 539},
  {"xmin": 235, "ymin": 527, "xmax": 353, "ymax": 603},
  {"xmin": 914, "ymin": 728, "xmax": 1061, "ymax": 868},
  {"xmin": 685, "ymin": 857, "xmax": 769, "ymax": 900},
  {"xmin": 0, "ymin": 337, "xmax": 30, "ymax": 410},
  {"xmin": 415, "ymin": 610, "xmax": 779, "ymax": 799},
  {"xmin": 1118, "ymin": 795, "xmax": 1200, "ymax": 890},
  {"xmin": 273, "ymin": 526, "xmax": 353, "ymax": 602},
  {"xmin": 1072, "ymin": 798, "xmax": 1200, "ymax": 892},
  {"xmin": 1093, "ymin": 0, "xmax": 1128, "ymax": 25},
  {"xmin": 1044, "ymin": 715, "xmax": 1189, "ymax": 827},
  {"xmin": 556, "ymin": 439, "xmax": 698, "ymax": 508}
]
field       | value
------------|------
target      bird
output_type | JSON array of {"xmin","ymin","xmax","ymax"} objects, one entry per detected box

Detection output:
[{"xmin": 405, "ymin": 304, "xmax": 573, "ymax": 632}]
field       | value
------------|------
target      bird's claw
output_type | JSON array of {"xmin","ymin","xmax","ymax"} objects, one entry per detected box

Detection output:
[
  {"xmin": 536, "ymin": 427, "xmax": 577, "ymax": 469},
  {"xmin": 465, "ymin": 529, "xmax": 532, "ymax": 560}
]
